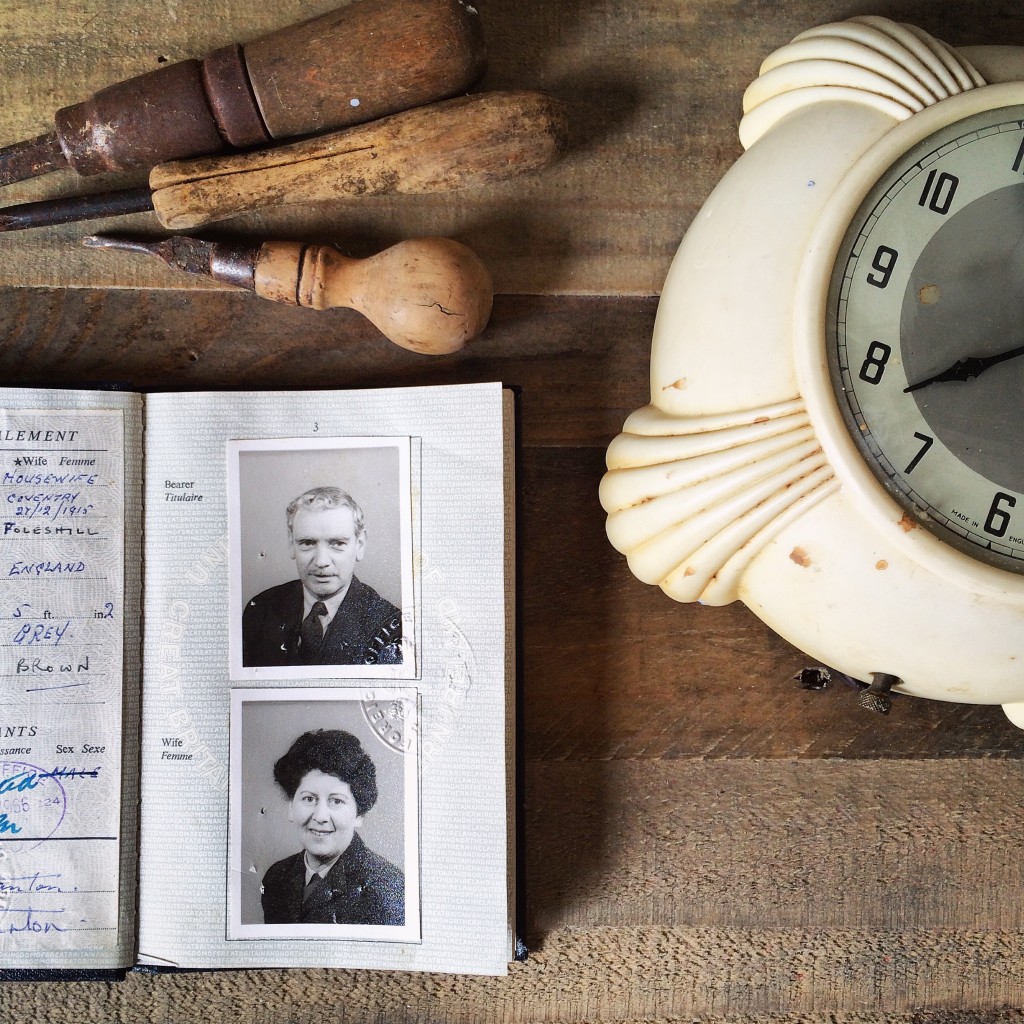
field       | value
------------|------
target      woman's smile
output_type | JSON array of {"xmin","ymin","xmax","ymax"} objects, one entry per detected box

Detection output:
[{"xmin": 288, "ymin": 769, "xmax": 364, "ymax": 865}]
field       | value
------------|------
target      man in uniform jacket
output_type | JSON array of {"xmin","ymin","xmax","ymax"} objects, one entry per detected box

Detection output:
[{"xmin": 242, "ymin": 486, "xmax": 402, "ymax": 667}]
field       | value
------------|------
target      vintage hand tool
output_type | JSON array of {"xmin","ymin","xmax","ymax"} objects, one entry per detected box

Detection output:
[
  {"xmin": 0, "ymin": 0, "xmax": 485, "ymax": 185},
  {"xmin": 0, "ymin": 92, "xmax": 568, "ymax": 232},
  {"xmin": 84, "ymin": 233, "xmax": 493, "ymax": 354}
]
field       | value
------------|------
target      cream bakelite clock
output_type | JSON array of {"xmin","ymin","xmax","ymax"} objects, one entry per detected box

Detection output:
[{"xmin": 601, "ymin": 16, "xmax": 1024, "ymax": 726}]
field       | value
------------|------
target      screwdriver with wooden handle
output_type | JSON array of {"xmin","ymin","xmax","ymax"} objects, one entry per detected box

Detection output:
[
  {"xmin": 84, "ymin": 233, "xmax": 493, "ymax": 354},
  {"xmin": 0, "ymin": 0, "xmax": 485, "ymax": 185},
  {"xmin": 0, "ymin": 92, "xmax": 569, "ymax": 232}
]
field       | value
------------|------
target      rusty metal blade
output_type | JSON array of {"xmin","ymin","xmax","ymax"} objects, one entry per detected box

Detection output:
[{"xmin": 83, "ymin": 233, "xmax": 259, "ymax": 289}]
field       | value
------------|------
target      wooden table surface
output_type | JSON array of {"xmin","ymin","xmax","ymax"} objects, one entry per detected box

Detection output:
[{"xmin": 1, "ymin": 1, "xmax": 1022, "ymax": 1021}]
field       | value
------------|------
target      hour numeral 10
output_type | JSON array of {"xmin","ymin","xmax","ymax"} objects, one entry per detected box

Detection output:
[
  {"xmin": 866, "ymin": 245, "xmax": 899, "ymax": 289},
  {"xmin": 984, "ymin": 492, "xmax": 1017, "ymax": 538},
  {"xmin": 918, "ymin": 169, "xmax": 959, "ymax": 215},
  {"xmin": 1014, "ymin": 136, "xmax": 1024, "ymax": 173}
]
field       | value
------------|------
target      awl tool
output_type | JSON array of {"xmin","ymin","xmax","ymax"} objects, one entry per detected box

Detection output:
[
  {"xmin": 0, "ymin": 92, "xmax": 569, "ymax": 232},
  {"xmin": 84, "ymin": 234, "xmax": 493, "ymax": 354},
  {"xmin": 0, "ymin": 0, "xmax": 485, "ymax": 185}
]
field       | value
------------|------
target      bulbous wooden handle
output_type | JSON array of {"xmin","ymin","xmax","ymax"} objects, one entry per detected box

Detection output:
[{"xmin": 255, "ymin": 238, "xmax": 493, "ymax": 354}]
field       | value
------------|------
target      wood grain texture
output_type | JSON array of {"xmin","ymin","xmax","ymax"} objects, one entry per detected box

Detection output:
[
  {"xmin": 492, "ymin": 925, "xmax": 1024, "ymax": 1018},
  {"xmin": 525, "ymin": 761, "xmax": 1024, "ymax": 932},
  {"xmin": 3, "ymin": 0, "xmax": 1016, "ymax": 293},
  {"xmin": 2, "ymin": 929, "xmax": 1023, "ymax": 1021},
  {"xmin": 148, "ymin": 92, "xmax": 568, "ymax": 231},
  {"xmin": 3, "ymin": 1, "xmax": 1024, "ymax": 1016},
  {"xmin": 0, "ymin": 289, "xmax": 655, "ymax": 446},
  {"xmin": 237, "ymin": 0, "xmax": 487, "ymax": 139}
]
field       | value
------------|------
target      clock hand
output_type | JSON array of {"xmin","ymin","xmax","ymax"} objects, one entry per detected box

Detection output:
[{"xmin": 903, "ymin": 341, "xmax": 1024, "ymax": 393}]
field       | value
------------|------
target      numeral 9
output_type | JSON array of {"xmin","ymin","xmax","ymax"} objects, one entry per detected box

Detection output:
[{"xmin": 866, "ymin": 245, "xmax": 899, "ymax": 289}]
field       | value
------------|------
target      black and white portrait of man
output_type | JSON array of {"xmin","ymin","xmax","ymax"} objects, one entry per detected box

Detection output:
[{"xmin": 229, "ymin": 438, "xmax": 414, "ymax": 679}]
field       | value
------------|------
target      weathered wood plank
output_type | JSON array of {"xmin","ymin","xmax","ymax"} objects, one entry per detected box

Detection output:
[
  {"xmin": 3, "ymin": 924, "xmax": 1023, "ymax": 1022},
  {"xmin": 0, "ymin": 289, "xmax": 653, "ymax": 446},
  {"xmin": 525, "ymin": 760, "xmax": 1024, "ymax": 932}
]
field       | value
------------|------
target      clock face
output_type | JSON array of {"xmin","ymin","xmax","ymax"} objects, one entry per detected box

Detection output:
[{"xmin": 828, "ymin": 104, "xmax": 1024, "ymax": 574}]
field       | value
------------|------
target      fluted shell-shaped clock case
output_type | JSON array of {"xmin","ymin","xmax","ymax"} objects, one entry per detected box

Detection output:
[{"xmin": 601, "ymin": 16, "xmax": 1024, "ymax": 727}]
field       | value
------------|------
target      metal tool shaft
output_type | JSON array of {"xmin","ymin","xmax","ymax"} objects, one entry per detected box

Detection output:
[
  {"xmin": 0, "ymin": 187, "xmax": 154, "ymax": 232},
  {"xmin": 0, "ymin": 132, "xmax": 67, "ymax": 187}
]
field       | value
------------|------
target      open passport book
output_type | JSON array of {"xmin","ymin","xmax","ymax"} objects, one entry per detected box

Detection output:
[{"xmin": 0, "ymin": 382, "xmax": 516, "ymax": 976}]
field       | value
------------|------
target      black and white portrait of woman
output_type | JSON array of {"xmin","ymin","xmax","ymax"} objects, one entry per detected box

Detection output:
[
  {"xmin": 262, "ymin": 728, "xmax": 404, "ymax": 926},
  {"xmin": 229, "ymin": 690, "xmax": 419, "ymax": 941}
]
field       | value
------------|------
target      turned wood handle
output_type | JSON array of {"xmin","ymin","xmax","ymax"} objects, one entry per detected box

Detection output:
[
  {"xmin": 254, "ymin": 238, "xmax": 493, "ymax": 354},
  {"xmin": 241, "ymin": 0, "xmax": 486, "ymax": 139},
  {"xmin": 149, "ymin": 91, "xmax": 569, "ymax": 230},
  {"xmin": 50, "ymin": 0, "xmax": 486, "ymax": 175}
]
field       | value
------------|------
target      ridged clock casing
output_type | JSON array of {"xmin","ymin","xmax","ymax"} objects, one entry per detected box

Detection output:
[{"xmin": 601, "ymin": 16, "xmax": 1024, "ymax": 727}]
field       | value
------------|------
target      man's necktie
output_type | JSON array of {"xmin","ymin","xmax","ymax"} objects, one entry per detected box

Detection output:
[{"xmin": 299, "ymin": 601, "xmax": 328, "ymax": 661}]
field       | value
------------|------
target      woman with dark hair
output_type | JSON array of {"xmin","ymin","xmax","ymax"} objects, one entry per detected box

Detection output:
[{"xmin": 261, "ymin": 729, "xmax": 404, "ymax": 925}]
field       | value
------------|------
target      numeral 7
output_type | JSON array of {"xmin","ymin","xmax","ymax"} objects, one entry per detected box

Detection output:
[{"xmin": 904, "ymin": 432, "xmax": 933, "ymax": 474}]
